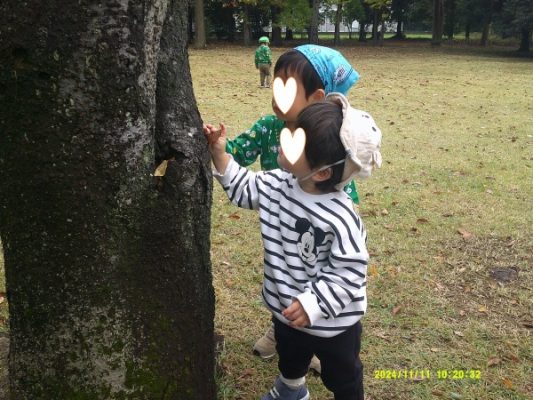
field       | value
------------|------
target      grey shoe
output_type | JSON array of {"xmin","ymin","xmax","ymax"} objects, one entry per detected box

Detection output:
[
  {"xmin": 261, "ymin": 377, "xmax": 310, "ymax": 400},
  {"xmin": 309, "ymin": 355, "xmax": 321, "ymax": 375},
  {"xmin": 253, "ymin": 324, "xmax": 276, "ymax": 359}
]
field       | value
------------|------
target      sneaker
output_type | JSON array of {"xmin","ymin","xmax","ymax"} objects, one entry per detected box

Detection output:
[
  {"xmin": 309, "ymin": 355, "xmax": 321, "ymax": 375},
  {"xmin": 261, "ymin": 377, "xmax": 310, "ymax": 400},
  {"xmin": 253, "ymin": 325, "xmax": 276, "ymax": 359}
]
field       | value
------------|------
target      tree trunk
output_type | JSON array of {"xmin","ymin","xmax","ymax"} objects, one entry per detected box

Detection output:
[
  {"xmin": 372, "ymin": 11, "xmax": 379, "ymax": 44},
  {"xmin": 308, "ymin": 0, "xmax": 320, "ymax": 44},
  {"xmin": 194, "ymin": 0, "xmax": 207, "ymax": 48},
  {"xmin": 271, "ymin": 6, "xmax": 283, "ymax": 46},
  {"xmin": 395, "ymin": 19, "xmax": 404, "ymax": 38},
  {"xmin": 334, "ymin": 2, "xmax": 343, "ymax": 46},
  {"xmin": 432, "ymin": 0, "xmax": 444, "ymax": 46},
  {"xmin": 359, "ymin": 24, "xmax": 367, "ymax": 42},
  {"xmin": 480, "ymin": 21, "xmax": 490, "ymax": 46},
  {"xmin": 0, "ymin": 0, "xmax": 215, "ymax": 398},
  {"xmin": 518, "ymin": 28, "xmax": 530, "ymax": 52},
  {"xmin": 243, "ymin": 4, "xmax": 252, "ymax": 46},
  {"xmin": 286, "ymin": 28, "xmax": 294, "ymax": 40},
  {"xmin": 380, "ymin": 18, "xmax": 386, "ymax": 45}
]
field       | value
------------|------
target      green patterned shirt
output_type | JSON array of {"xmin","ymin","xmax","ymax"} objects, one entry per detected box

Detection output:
[
  {"xmin": 255, "ymin": 45, "xmax": 272, "ymax": 67},
  {"xmin": 226, "ymin": 115, "xmax": 359, "ymax": 204}
]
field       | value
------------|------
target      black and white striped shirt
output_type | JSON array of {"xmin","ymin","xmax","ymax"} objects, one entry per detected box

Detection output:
[{"xmin": 215, "ymin": 158, "xmax": 368, "ymax": 338}]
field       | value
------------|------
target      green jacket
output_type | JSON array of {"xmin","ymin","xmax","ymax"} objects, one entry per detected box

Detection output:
[
  {"xmin": 226, "ymin": 115, "xmax": 360, "ymax": 204},
  {"xmin": 255, "ymin": 44, "xmax": 272, "ymax": 67}
]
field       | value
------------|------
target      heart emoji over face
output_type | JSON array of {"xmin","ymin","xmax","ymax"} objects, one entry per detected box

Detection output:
[
  {"xmin": 273, "ymin": 77, "xmax": 297, "ymax": 114},
  {"xmin": 280, "ymin": 127, "xmax": 306, "ymax": 165}
]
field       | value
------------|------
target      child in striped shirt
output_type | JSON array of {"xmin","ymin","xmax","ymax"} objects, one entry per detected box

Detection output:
[
  {"xmin": 206, "ymin": 46, "xmax": 361, "ymax": 372},
  {"xmin": 206, "ymin": 94, "xmax": 381, "ymax": 400}
]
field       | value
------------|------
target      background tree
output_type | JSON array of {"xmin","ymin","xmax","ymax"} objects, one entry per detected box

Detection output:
[
  {"xmin": 456, "ymin": 0, "xmax": 487, "ymax": 41},
  {"xmin": 308, "ymin": 0, "xmax": 322, "ymax": 43},
  {"xmin": 367, "ymin": 0, "xmax": 391, "ymax": 44},
  {"xmin": 480, "ymin": 0, "xmax": 495, "ymax": 46},
  {"xmin": 206, "ymin": 0, "xmax": 238, "ymax": 41},
  {"xmin": 195, "ymin": 0, "xmax": 208, "ymax": 48},
  {"xmin": 497, "ymin": 0, "xmax": 533, "ymax": 51},
  {"xmin": 0, "ymin": 0, "xmax": 215, "ymax": 398},
  {"xmin": 341, "ymin": 0, "xmax": 367, "ymax": 40},
  {"xmin": 271, "ymin": 2, "xmax": 284, "ymax": 45},
  {"xmin": 432, "ymin": 0, "xmax": 444, "ymax": 45},
  {"xmin": 444, "ymin": 0, "xmax": 458, "ymax": 39},
  {"xmin": 391, "ymin": 0, "xmax": 413, "ymax": 38},
  {"xmin": 279, "ymin": 0, "xmax": 313, "ymax": 39}
]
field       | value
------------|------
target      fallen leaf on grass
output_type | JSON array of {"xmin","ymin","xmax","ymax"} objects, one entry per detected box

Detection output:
[
  {"xmin": 431, "ymin": 390, "xmax": 444, "ymax": 397},
  {"xmin": 457, "ymin": 228, "xmax": 473, "ymax": 239},
  {"xmin": 522, "ymin": 321, "xmax": 533, "ymax": 329},
  {"xmin": 454, "ymin": 330, "xmax": 464, "ymax": 337},
  {"xmin": 478, "ymin": 305, "xmax": 488, "ymax": 313},
  {"xmin": 238, "ymin": 368, "xmax": 255, "ymax": 379},
  {"xmin": 374, "ymin": 331, "xmax": 390, "ymax": 341},
  {"xmin": 487, "ymin": 357, "xmax": 501, "ymax": 367},
  {"xmin": 228, "ymin": 213, "xmax": 240, "ymax": 220},
  {"xmin": 392, "ymin": 305, "xmax": 402, "ymax": 315},
  {"xmin": 381, "ymin": 209, "xmax": 389, "ymax": 216},
  {"xmin": 430, "ymin": 347, "xmax": 439, "ymax": 353},
  {"xmin": 502, "ymin": 378, "xmax": 513, "ymax": 389},
  {"xmin": 503, "ymin": 352, "xmax": 519, "ymax": 362},
  {"xmin": 416, "ymin": 218, "xmax": 429, "ymax": 224},
  {"xmin": 368, "ymin": 264, "xmax": 379, "ymax": 277},
  {"xmin": 450, "ymin": 393, "xmax": 463, "ymax": 399}
]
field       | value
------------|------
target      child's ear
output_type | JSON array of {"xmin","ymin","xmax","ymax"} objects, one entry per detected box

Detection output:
[
  {"xmin": 310, "ymin": 88, "xmax": 325, "ymax": 102},
  {"xmin": 312, "ymin": 167, "xmax": 332, "ymax": 182}
]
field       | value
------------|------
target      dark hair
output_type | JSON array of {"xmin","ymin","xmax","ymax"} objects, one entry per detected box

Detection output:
[
  {"xmin": 274, "ymin": 50, "xmax": 324, "ymax": 99},
  {"xmin": 297, "ymin": 102, "xmax": 346, "ymax": 193}
]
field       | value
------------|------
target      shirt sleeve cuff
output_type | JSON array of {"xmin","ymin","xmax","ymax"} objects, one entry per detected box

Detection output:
[
  {"xmin": 213, "ymin": 156, "xmax": 238, "ymax": 185},
  {"xmin": 296, "ymin": 290, "xmax": 323, "ymax": 327}
]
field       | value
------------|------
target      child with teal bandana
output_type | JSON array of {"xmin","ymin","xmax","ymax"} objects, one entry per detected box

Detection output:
[
  {"xmin": 227, "ymin": 45, "xmax": 360, "ymax": 203},
  {"xmin": 205, "ymin": 44, "xmax": 361, "ymax": 373}
]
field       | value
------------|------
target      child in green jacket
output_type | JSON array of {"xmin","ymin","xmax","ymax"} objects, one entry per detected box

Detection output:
[{"xmin": 255, "ymin": 36, "xmax": 272, "ymax": 88}]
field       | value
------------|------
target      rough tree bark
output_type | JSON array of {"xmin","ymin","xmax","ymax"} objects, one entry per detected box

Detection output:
[
  {"xmin": 194, "ymin": 0, "xmax": 207, "ymax": 48},
  {"xmin": 0, "ymin": 0, "xmax": 215, "ymax": 398}
]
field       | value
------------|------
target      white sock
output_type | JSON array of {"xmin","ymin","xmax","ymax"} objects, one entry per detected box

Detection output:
[{"xmin": 280, "ymin": 374, "xmax": 305, "ymax": 389}]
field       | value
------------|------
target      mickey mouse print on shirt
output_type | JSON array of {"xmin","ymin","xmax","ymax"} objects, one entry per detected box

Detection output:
[{"xmin": 295, "ymin": 217, "xmax": 326, "ymax": 264}]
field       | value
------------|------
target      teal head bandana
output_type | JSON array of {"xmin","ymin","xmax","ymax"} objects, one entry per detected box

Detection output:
[{"xmin": 295, "ymin": 45, "xmax": 359, "ymax": 95}]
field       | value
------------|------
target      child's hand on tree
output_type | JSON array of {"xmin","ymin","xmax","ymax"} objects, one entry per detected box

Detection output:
[
  {"xmin": 203, "ymin": 123, "xmax": 225, "ymax": 148},
  {"xmin": 204, "ymin": 123, "xmax": 230, "ymax": 174},
  {"xmin": 282, "ymin": 299, "xmax": 310, "ymax": 328}
]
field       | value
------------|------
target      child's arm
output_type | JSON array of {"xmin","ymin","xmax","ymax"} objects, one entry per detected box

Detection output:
[
  {"xmin": 205, "ymin": 123, "xmax": 230, "ymax": 174},
  {"xmin": 207, "ymin": 124, "xmax": 267, "ymax": 211}
]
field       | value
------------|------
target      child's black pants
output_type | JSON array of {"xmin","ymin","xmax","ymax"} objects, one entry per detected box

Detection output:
[{"xmin": 273, "ymin": 317, "xmax": 364, "ymax": 400}]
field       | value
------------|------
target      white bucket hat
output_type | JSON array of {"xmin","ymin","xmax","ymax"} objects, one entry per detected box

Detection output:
[{"xmin": 326, "ymin": 93, "xmax": 382, "ymax": 189}]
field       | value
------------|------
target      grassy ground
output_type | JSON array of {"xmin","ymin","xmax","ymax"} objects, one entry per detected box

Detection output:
[
  {"xmin": 0, "ymin": 43, "xmax": 531, "ymax": 399},
  {"xmin": 191, "ymin": 43, "xmax": 532, "ymax": 400}
]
